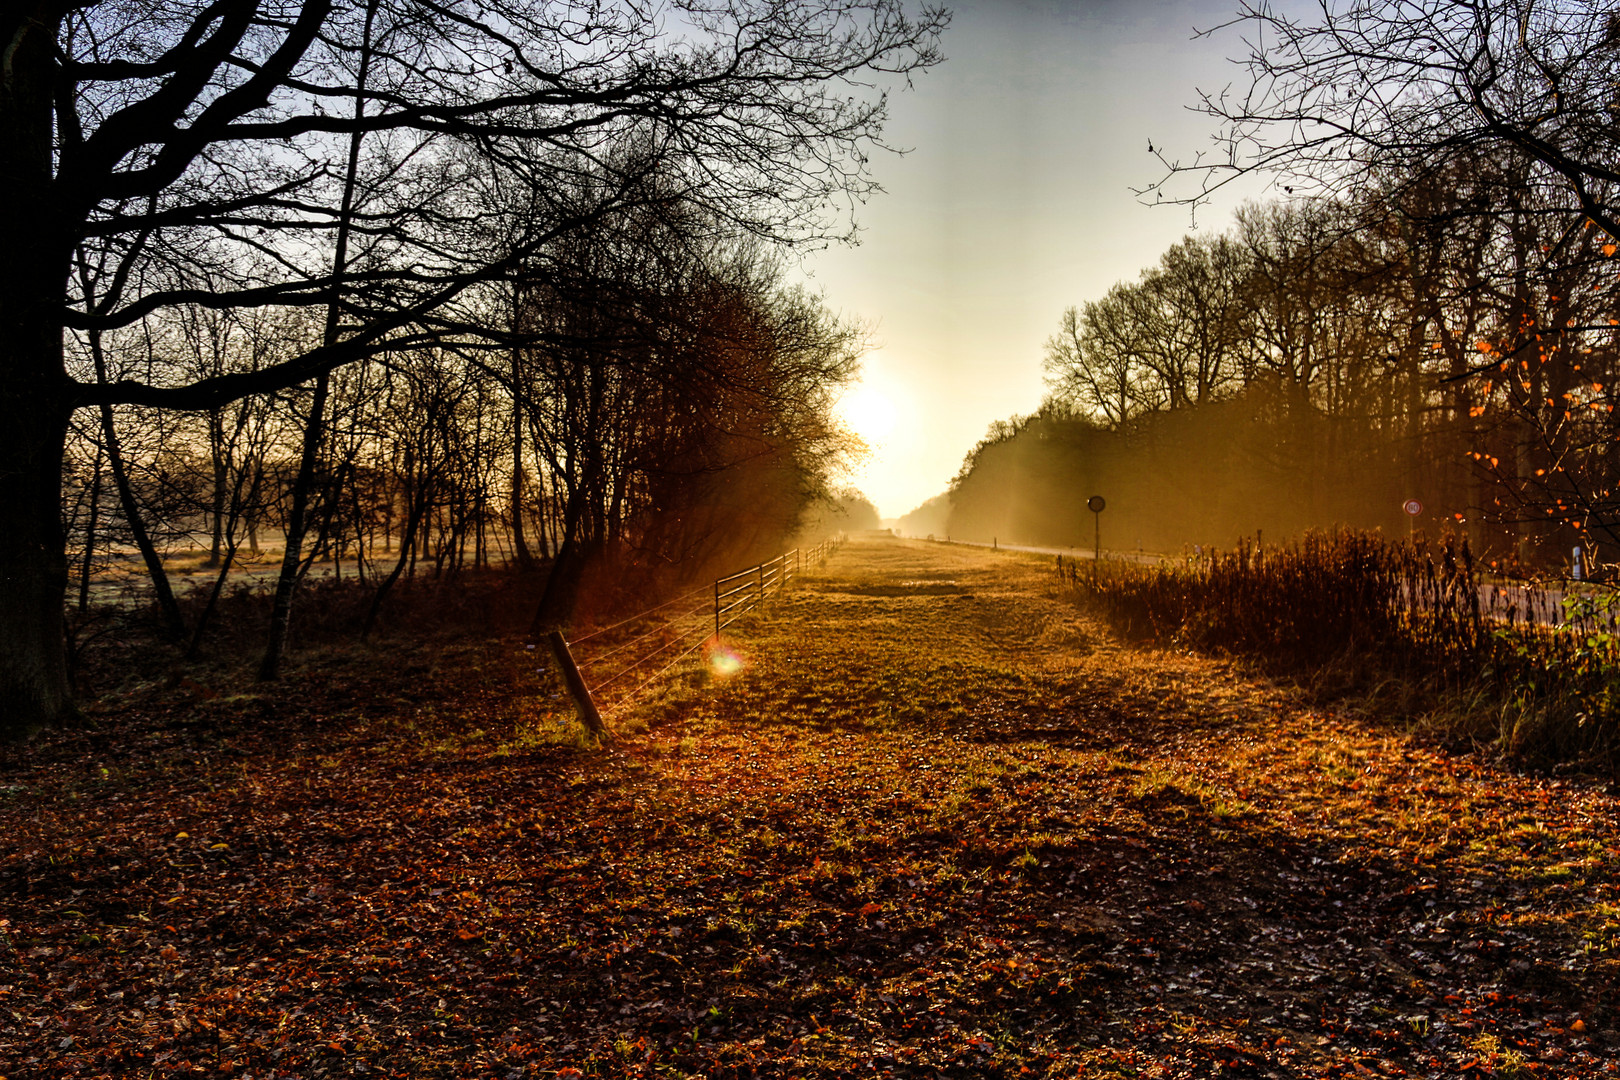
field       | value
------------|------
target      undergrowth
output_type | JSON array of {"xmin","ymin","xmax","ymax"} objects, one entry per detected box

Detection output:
[{"xmin": 1058, "ymin": 530, "xmax": 1620, "ymax": 772}]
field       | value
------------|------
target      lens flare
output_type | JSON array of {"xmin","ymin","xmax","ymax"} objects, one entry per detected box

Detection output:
[{"xmin": 708, "ymin": 641, "xmax": 745, "ymax": 677}]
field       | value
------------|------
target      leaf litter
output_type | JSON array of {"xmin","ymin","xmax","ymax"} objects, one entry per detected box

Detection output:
[{"xmin": 2, "ymin": 537, "xmax": 1617, "ymax": 1078}]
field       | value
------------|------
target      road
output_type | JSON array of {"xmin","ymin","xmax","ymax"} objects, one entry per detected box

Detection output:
[
  {"xmin": 901, "ymin": 534, "xmax": 1169, "ymax": 566},
  {"xmin": 895, "ymin": 533, "xmax": 1584, "ymax": 629}
]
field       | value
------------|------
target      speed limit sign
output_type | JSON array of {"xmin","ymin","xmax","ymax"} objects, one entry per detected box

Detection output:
[{"xmin": 1403, "ymin": 499, "xmax": 1423, "ymax": 516}]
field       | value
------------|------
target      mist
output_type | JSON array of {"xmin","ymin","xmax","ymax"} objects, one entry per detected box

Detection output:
[{"xmin": 934, "ymin": 394, "xmax": 1417, "ymax": 555}]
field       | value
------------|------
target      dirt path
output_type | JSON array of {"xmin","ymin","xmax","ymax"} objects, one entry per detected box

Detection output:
[{"xmin": 4, "ymin": 536, "xmax": 1618, "ymax": 1078}]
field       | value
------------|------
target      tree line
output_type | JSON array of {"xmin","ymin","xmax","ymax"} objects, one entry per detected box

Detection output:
[
  {"xmin": 938, "ymin": 1, "xmax": 1620, "ymax": 566},
  {"xmin": 1, "ymin": 0, "xmax": 947, "ymax": 737},
  {"xmin": 65, "ymin": 229, "xmax": 861, "ymax": 640}
]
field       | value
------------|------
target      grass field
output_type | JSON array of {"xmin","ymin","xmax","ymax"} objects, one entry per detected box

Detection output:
[{"xmin": 5, "ymin": 536, "xmax": 1619, "ymax": 1078}]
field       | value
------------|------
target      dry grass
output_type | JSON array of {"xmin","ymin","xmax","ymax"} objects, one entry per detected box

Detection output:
[{"xmin": 1060, "ymin": 531, "xmax": 1620, "ymax": 772}]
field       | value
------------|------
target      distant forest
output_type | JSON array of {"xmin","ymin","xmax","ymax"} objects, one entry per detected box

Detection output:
[{"xmin": 913, "ymin": 174, "xmax": 1620, "ymax": 570}]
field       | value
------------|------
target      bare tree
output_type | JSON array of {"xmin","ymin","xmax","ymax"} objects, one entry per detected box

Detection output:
[
  {"xmin": 1043, "ymin": 295, "xmax": 1156, "ymax": 425},
  {"xmin": 1151, "ymin": 1, "xmax": 1620, "ymax": 232},
  {"xmin": 0, "ymin": 0, "xmax": 946, "ymax": 737},
  {"xmin": 1042, "ymin": 235, "xmax": 1252, "ymax": 424},
  {"xmin": 517, "ymin": 212, "xmax": 861, "ymax": 629},
  {"xmin": 1130, "ymin": 1, "xmax": 1620, "ymax": 560}
]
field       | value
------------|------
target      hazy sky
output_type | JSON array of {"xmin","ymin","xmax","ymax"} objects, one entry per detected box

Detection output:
[{"xmin": 806, "ymin": 0, "xmax": 1275, "ymax": 518}]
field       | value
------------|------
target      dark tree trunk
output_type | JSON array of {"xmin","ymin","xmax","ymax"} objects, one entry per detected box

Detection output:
[
  {"xmin": 511, "ymin": 346, "xmax": 535, "ymax": 570},
  {"xmin": 360, "ymin": 487, "xmax": 431, "ymax": 642},
  {"xmin": 96, "ymin": 387, "xmax": 186, "ymax": 638},
  {"xmin": 257, "ymin": 0, "xmax": 377, "ymax": 679},
  {"xmin": 78, "ymin": 443, "xmax": 103, "ymax": 613},
  {"xmin": 188, "ymin": 529, "xmax": 243, "ymax": 658},
  {"xmin": 532, "ymin": 482, "xmax": 592, "ymax": 632},
  {"xmin": 206, "ymin": 408, "xmax": 227, "ymax": 568},
  {"xmin": 350, "ymin": 467, "xmax": 369, "ymax": 583},
  {"xmin": 0, "ymin": 380, "xmax": 77, "ymax": 739},
  {"xmin": 535, "ymin": 472, "xmax": 552, "ymax": 559},
  {"xmin": 0, "ymin": 7, "xmax": 77, "ymax": 736},
  {"xmin": 532, "ymin": 533, "xmax": 588, "ymax": 633},
  {"xmin": 258, "ymin": 371, "xmax": 329, "ymax": 678}
]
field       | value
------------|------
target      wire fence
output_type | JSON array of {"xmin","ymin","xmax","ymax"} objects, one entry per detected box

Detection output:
[{"xmin": 556, "ymin": 535, "xmax": 845, "ymax": 714}]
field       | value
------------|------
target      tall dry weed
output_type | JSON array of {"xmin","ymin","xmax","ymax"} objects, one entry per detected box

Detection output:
[{"xmin": 1057, "ymin": 531, "xmax": 1620, "ymax": 772}]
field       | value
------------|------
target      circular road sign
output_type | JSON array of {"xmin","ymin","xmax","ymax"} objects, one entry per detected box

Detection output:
[
  {"xmin": 1087, "ymin": 495, "xmax": 1106, "ymax": 513},
  {"xmin": 1403, "ymin": 499, "xmax": 1423, "ymax": 517}
]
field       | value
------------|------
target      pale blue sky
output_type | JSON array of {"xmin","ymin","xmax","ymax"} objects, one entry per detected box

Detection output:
[{"xmin": 803, "ymin": 0, "xmax": 1274, "ymax": 517}]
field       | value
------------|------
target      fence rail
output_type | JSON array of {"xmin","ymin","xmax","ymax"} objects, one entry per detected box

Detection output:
[
  {"xmin": 712, "ymin": 536, "xmax": 843, "ymax": 637},
  {"xmin": 548, "ymin": 534, "xmax": 846, "ymax": 735}
]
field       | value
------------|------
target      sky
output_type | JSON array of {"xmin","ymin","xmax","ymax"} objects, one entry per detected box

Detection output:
[{"xmin": 805, "ymin": 0, "xmax": 1276, "ymax": 519}]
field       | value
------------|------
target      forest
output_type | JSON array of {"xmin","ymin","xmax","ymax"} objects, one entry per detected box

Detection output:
[
  {"xmin": 932, "ymin": 179, "xmax": 1620, "ymax": 566},
  {"xmin": 931, "ymin": 6, "xmax": 1620, "ymax": 571},
  {"xmin": 1, "ymin": 0, "xmax": 946, "ymax": 740},
  {"xmin": 64, "ymin": 231, "xmax": 866, "ymax": 658}
]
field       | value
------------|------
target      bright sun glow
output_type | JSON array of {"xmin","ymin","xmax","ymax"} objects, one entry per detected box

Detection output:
[{"xmin": 839, "ymin": 385, "xmax": 898, "ymax": 443}]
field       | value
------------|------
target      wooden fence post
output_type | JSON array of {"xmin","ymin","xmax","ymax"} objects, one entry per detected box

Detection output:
[{"xmin": 547, "ymin": 630, "xmax": 608, "ymax": 744}]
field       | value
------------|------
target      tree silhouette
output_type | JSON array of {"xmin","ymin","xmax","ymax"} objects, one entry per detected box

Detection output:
[
  {"xmin": 0, "ymin": 0, "xmax": 946, "ymax": 737},
  {"xmin": 1151, "ymin": 1, "xmax": 1620, "ymax": 234}
]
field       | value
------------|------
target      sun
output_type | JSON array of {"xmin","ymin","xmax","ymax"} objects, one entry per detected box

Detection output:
[{"xmin": 839, "ymin": 385, "xmax": 897, "ymax": 443}]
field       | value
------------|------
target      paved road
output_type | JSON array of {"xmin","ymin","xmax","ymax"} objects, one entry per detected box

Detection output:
[{"xmin": 903, "ymin": 535, "xmax": 1168, "ymax": 566}]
